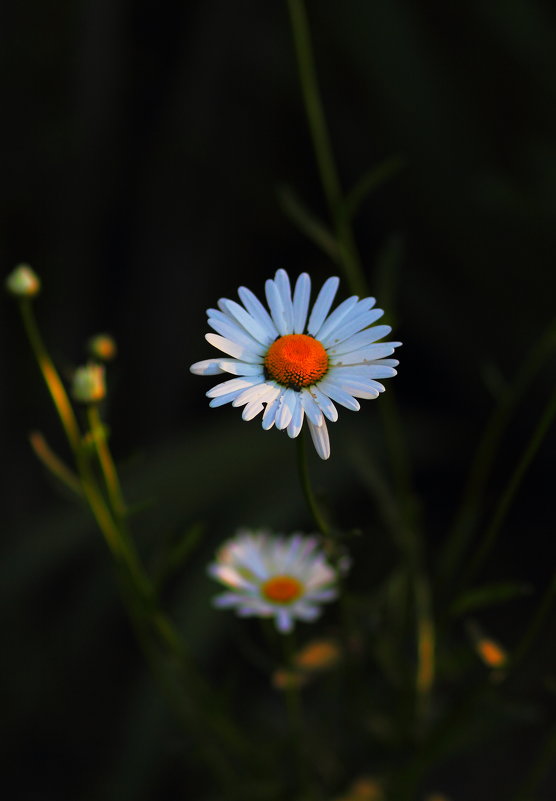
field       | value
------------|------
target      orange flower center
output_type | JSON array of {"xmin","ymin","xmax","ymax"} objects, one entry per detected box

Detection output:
[
  {"xmin": 264, "ymin": 334, "xmax": 328, "ymax": 390},
  {"xmin": 262, "ymin": 575, "xmax": 303, "ymax": 604}
]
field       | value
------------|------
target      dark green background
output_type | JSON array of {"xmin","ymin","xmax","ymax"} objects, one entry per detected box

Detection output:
[{"xmin": 2, "ymin": 1, "xmax": 556, "ymax": 799}]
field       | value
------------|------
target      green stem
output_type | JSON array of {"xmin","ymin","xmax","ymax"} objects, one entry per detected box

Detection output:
[
  {"xmin": 19, "ymin": 299, "xmax": 82, "ymax": 456},
  {"xmin": 287, "ymin": 0, "xmax": 367, "ymax": 297},
  {"xmin": 296, "ymin": 429, "xmax": 331, "ymax": 538},
  {"xmin": 460, "ymin": 386, "xmax": 556, "ymax": 589},
  {"xmin": 87, "ymin": 403, "xmax": 128, "ymax": 525}
]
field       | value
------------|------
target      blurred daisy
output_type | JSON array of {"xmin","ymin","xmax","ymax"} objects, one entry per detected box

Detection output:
[
  {"xmin": 190, "ymin": 270, "xmax": 401, "ymax": 459},
  {"xmin": 208, "ymin": 529, "xmax": 339, "ymax": 633}
]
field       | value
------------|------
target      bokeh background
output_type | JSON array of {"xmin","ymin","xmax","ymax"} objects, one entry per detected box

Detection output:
[{"xmin": 2, "ymin": 1, "xmax": 556, "ymax": 799}]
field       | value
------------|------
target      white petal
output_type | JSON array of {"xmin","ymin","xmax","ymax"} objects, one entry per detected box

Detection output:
[
  {"xmin": 292, "ymin": 604, "xmax": 321, "ymax": 622},
  {"xmin": 330, "ymin": 375, "xmax": 381, "ymax": 399},
  {"xmin": 275, "ymin": 608, "xmax": 294, "ymax": 633},
  {"xmin": 313, "ymin": 295, "xmax": 359, "ymax": 341},
  {"xmin": 274, "ymin": 269, "xmax": 294, "ymax": 333},
  {"xmin": 208, "ymin": 310, "xmax": 266, "ymax": 354},
  {"xmin": 205, "ymin": 333, "xmax": 262, "ymax": 362},
  {"xmin": 300, "ymin": 388, "xmax": 324, "ymax": 426},
  {"xmin": 286, "ymin": 396, "xmax": 305, "ymax": 438},
  {"xmin": 330, "ymin": 343, "xmax": 398, "ymax": 365},
  {"xmin": 317, "ymin": 378, "xmax": 361, "ymax": 411},
  {"xmin": 219, "ymin": 298, "xmax": 274, "ymax": 345},
  {"xmin": 321, "ymin": 307, "xmax": 384, "ymax": 348},
  {"xmin": 327, "ymin": 325, "xmax": 393, "ymax": 355},
  {"xmin": 237, "ymin": 285, "xmax": 279, "ymax": 339},
  {"xmin": 331, "ymin": 364, "xmax": 396, "ymax": 381},
  {"xmin": 216, "ymin": 360, "xmax": 264, "ymax": 376},
  {"xmin": 190, "ymin": 359, "xmax": 226, "ymax": 375},
  {"xmin": 307, "ymin": 418, "xmax": 330, "ymax": 460},
  {"xmin": 207, "ymin": 376, "xmax": 263, "ymax": 399},
  {"xmin": 307, "ymin": 276, "xmax": 340, "ymax": 335},
  {"xmin": 242, "ymin": 401, "xmax": 264, "ymax": 421},
  {"xmin": 292, "ymin": 272, "xmax": 311, "ymax": 333},
  {"xmin": 262, "ymin": 391, "xmax": 283, "ymax": 430},
  {"xmin": 275, "ymin": 387, "xmax": 297, "ymax": 430},
  {"xmin": 212, "ymin": 593, "xmax": 243, "ymax": 608},
  {"xmin": 309, "ymin": 385, "xmax": 339, "ymax": 421},
  {"xmin": 209, "ymin": 389, "xmax": 247, "ymax": 407},
  {"xmin": 265, "ymin": 279, "xmax": 290, "ymax": 336},
  {"xmin": 232, "ymin": 382, "xmax": 278, "ymax": 407}
]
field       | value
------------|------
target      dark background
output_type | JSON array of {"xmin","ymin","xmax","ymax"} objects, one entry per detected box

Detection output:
[{"xmin": 2, "ymin": 1, "xmax": 556, "ymax": 799}]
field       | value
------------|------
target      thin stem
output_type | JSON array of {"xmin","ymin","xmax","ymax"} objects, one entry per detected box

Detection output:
[
  {"xmin": 460, "ymin": 386, "xmax": 556, "ymax": 589},
  {"xmin": 287, "ymin": 0, "xmax": 367, "ymax": 297},
  {"xmin": 87, "ymin": 403, "xmax": 128, "ymax": 524},
  {"xmin": 440, "ymin": 318, "xmax": 556, "ymax": 583},
  {"xmin": 296, "ymin": 429, "xmax": 331, "ymax": 538},
  {"xmin": 28, "ymin": 430, "xmax": 83, "ymax": 496},
  {"xmin": 19, "ymin": 299, "xmax": 82, "ymax": 456}
]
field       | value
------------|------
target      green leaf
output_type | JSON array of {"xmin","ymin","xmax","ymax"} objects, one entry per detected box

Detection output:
[
  {"xmin": 276, "ymin": 183, "xmax": 339, "ymax": 261},
  {"xmin": 343, "ymin": 154, "xmax": 406, "ymax": 220},
  {"xmin": 450, "ymin": 581, "xmax": 533, "ymax": 617}
]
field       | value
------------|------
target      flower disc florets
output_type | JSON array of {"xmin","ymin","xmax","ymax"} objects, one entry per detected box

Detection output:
[{"xmin": 190, "ymin": 269, "xmax": 401, "ymax": 459}]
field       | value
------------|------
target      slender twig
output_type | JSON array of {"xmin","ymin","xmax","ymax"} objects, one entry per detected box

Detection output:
[
  {"xmin": 87, "ymin": 403, "xmax": 128, "ymax": 525},
  {"xmin": 29, "ymin": 430, "xmax": 83, "ymax": 496}
]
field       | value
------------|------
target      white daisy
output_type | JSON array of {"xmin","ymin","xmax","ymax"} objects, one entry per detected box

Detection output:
[
  {"xmin": 190, "ymin": 269, "xmax": 401, "ymax": 459},
  {"xmin": 208, "ymin": 529, "xmax": 339, "ymax": 633}
]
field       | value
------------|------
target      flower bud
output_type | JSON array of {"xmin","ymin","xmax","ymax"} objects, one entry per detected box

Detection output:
[
  {"xmin": 88, "ymin": 333, "xmax": 117, "ymax": 361},
  {"xmin": 294, "ymin": 638, "xmax": 341, "ymax": 673},
  {"xmin": 72, "ymin": 363, "xmax": 106, "ymax": 403},
  {"xmin": 5, "ymin": 264, "xmax": 41, "ymax": 297}
]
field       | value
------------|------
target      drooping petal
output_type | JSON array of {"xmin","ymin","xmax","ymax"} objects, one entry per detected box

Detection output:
[{"xmin": 307, "ymin": 418, "xmax": 331, "ymax": 460}]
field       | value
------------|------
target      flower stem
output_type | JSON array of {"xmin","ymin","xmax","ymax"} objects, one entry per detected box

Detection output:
[
  {"xmin": 87, "ymin": 403, "xmax": 128, "ymax": 526},
  {"xmin": 296, "ymin": 429, "xmax": 331, "ymax": 538},
  {"xmin": 287, "ymin": 0, "xmax": 367, "ymax": 297}
]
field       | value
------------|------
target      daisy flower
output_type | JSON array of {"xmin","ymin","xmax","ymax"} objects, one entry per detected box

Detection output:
[
  {"xmin": 208, "ymin": 529, "xmax": 339, "ymax": 633},
  {"xmin": 190, "ymin": 269, "xmax": 401, "ymax": 459}
]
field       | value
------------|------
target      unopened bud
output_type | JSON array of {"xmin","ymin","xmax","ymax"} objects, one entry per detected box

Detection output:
[
  {"xmin": 5, "ymin": 264, "xmax": 41, "ymax": 297},
  {"xmin": 72, "ymin": 363, "xmax": 106, "ymax": 403},
  {"xmin": 88, "ymin": 333, "xmax": 117, "ymax": 361},
  {"xmin": 294, "ymin": 638, "xmax": 341, "ymax": 673}
]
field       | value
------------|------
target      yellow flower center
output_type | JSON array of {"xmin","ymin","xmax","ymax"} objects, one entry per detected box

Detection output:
[
  {"xmin": 264, "ymin": 334, "xmax": 328, "ymax": 390},
  {"xmin": 262, "ymin": 575, "xmax": 303, "ymax": 603}
]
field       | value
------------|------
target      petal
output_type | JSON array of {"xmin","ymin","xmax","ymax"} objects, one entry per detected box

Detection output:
[
  {"xmin": 321, "ymin": 307, "xmax": 384, "ymax": 348},
  {"xmin": 300, "ymin": 388, "xmax": 324, "ymax": 426},
  {"xmin": 218, "ymin": 298, "xmax": 274, "ymax": 345},
  {"xmin": 313, "ymin": 295, "xmax": 359, "ymax": 341},
  {"xmin": 274, "ymin": 269, "xmax": 294, "ymax": 333},
  {"xmin": 275, "ymin": 608, "xmax": 294, "ymax": 633},
  {"xmin": 286, "ymin": 396, "xmax": 305, "ymax": 438},
  {"xmin": 237, "ymin": 285, "xmax": 279, "ymax": 339},
  {"xmin": 265, "ymin": 279, "xmax": 290, "ymax": 336},
  {"xmin": 317, "ymin": 378, "xmax": 361, "ymax": 411},
  {"xmin": 208, "ymin": 310, "xmax": 267, "ymax": 354},
  {"xmin": 327, "ymin": 325, "xmax": 393, "ymax": 355},
  {"xmin": 232, "ymin": 382, "xmax": 279, "ymax": 407},
  {"xmin": 275, "ymin": 387, "xmax": 297, "ymax": 430},
  {"xmin": 262, "ymin": 390, "xmax": 284, "ymax": 430},
  {"xmin": 307, "ymin": 276, "xmax": 340, "ymax": 336},
  {"xmin": 242, "ymin": 401, "xmax": 265, "ymax": 421},
  {"xmin": 216, "ymin": 360, "xmax": 265, "ymax": 376},
  {"xmin": 205, "ymin": 333, "xmax": 262, "ymax": 362},
  {"xmin": 206, "ymin": 376, "xmax": 264, "ymax": 399},
  {"xmin": 209, "ymin": 388, "xmax": 248, "ymax": 407},
  {"xmin": 190, "ymin": 359, "xmax": 226, "ymax": 375},
  {"xmin": 330, "ymin": 343, "xmax": 398, "ymax": 365},
  {"xmin": 292, "ymin": 272, "xmax": 311, "ymax": 333},
  {"xmin": 309, "ymin": 385, "xmax": 339, "ymax": 421},
  {"xmin": 307, "ymin": 418, "xmax": 331, "ymax": 460}
]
